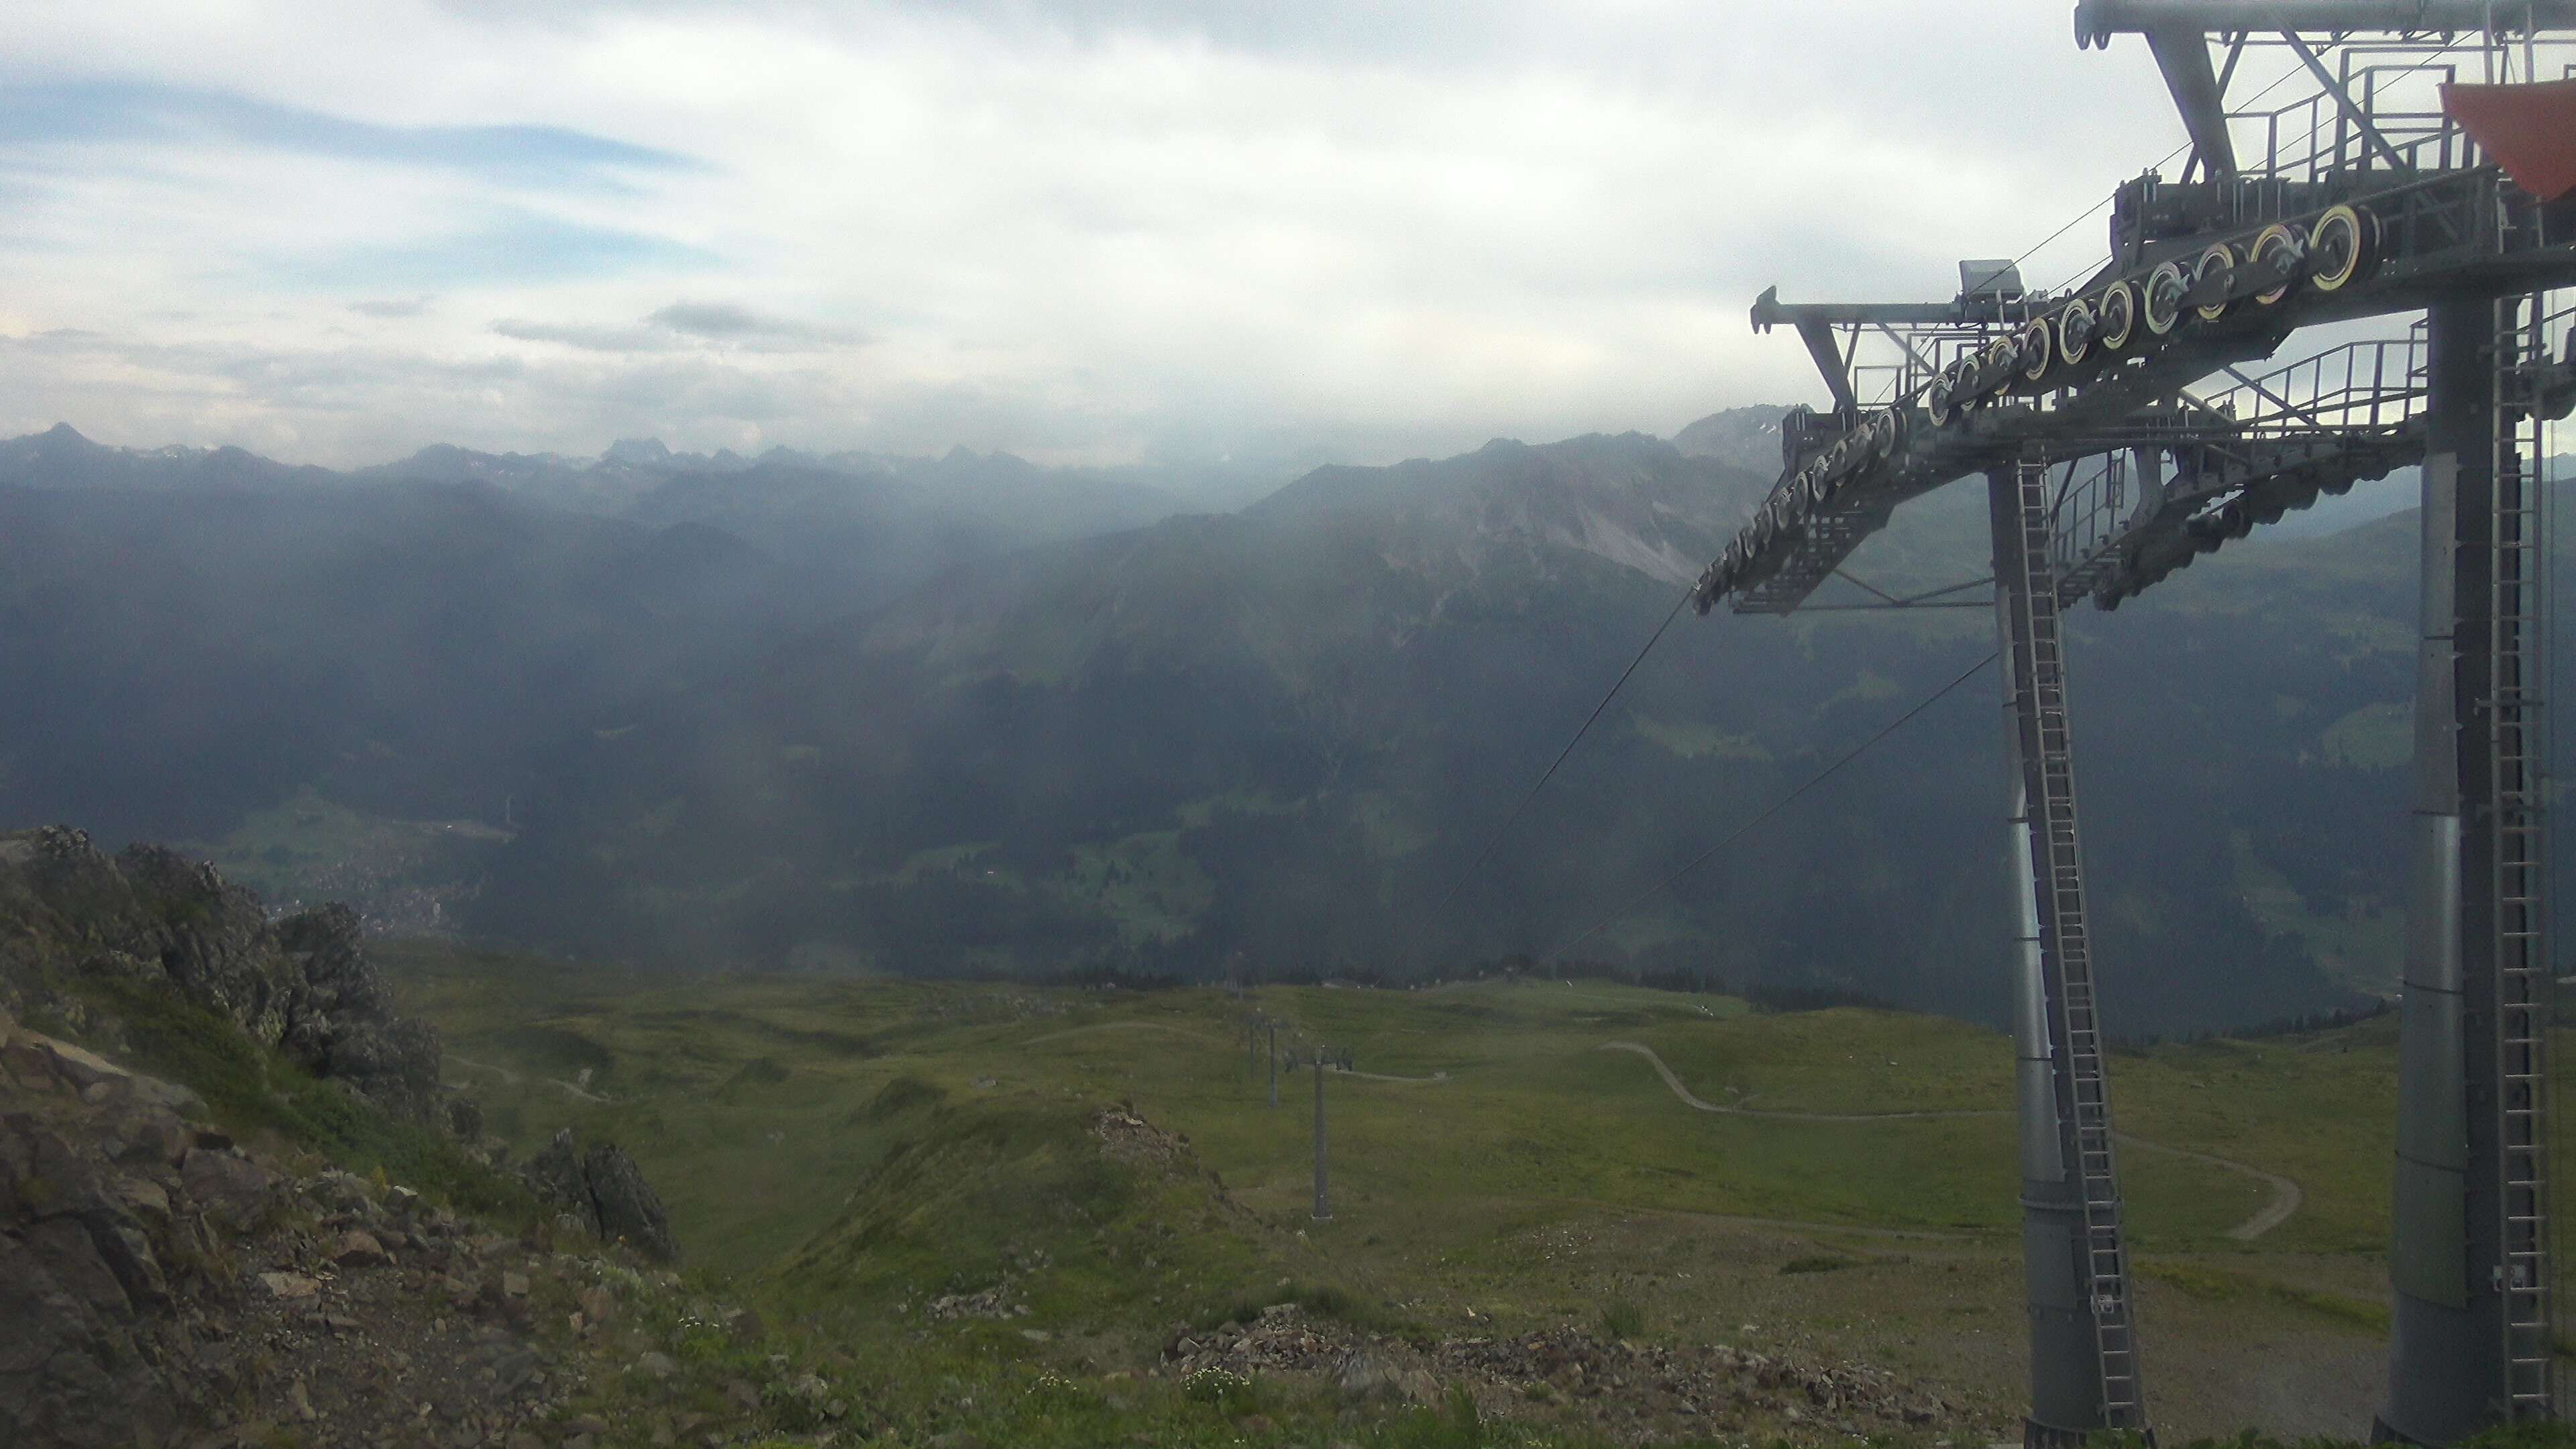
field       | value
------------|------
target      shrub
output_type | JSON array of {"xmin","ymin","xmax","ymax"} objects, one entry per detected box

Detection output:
[{"xmin": 1596, "ymin": 1295, "xmax": 1646, "ymax": 1340}]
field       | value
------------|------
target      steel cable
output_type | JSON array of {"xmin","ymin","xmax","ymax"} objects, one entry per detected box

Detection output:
[
  {"xmin": 1545, "ymin": 648, "xmax": 2000, "ymax": 962},
  {"xmin": 1426, "ymin": 586, "xmax": 1695, "ymax": 920}
]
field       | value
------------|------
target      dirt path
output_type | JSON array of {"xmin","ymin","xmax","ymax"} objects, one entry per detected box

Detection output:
[
  {"xmin": 1598, "ymin": 1042, "xmax": 2004, "ymax": 1122},
  {"xmin": 2115, "ymin": 1136, "xmax": 2306, "ymax": 1242},
  {"xmin": 1022, "ymin": 1020, "xmax": 1200, "ymax": 1048},
  {"xmin": 1333, "ymin": 1065, "xmax": 1450, "ymax": 1083},
  {"xmin": 1597, "ymin": 1042, "xmax": 2301, "ymax": 1241},
  {"xmin": 444, "ymin": 1053, "xmax": 613, "ymax": 1104}
]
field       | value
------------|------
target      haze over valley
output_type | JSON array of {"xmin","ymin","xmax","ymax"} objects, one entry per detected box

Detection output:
[
  {"xmin": 0, "ymin": 412, "xmax": 2453, "ymax": 1037},
  {"xmin": 9, "ymin": 4, "xmax": 2569, "ymax": 1446}
]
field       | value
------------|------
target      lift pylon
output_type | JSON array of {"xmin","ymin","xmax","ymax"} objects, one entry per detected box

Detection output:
[
  {"xmin": 1682, "ymin": 7, "xmax": 2576, "ymax": 1442},
  {"xmin": 1992, "ymin": 461, "xmax": 2144, "ymax": 1440}
]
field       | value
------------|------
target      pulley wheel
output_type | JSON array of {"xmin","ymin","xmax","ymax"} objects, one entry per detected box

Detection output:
[
  {"xmin": 2248, "ymin": 223, "xmax": 2302, "ymax": 306},
  {"xmin": 2056, "ymin": 297, "xmax": 2095, "ymax": 370},
  {"xmin": 2095, "ymin": 281, "xmax": 2137, "ymax": 352},
  {"xmin": 2142, "ymin": 261, "xmax": 2187, "ymax": 336},
  {"xmin": 2019, "ymin": 319, "xmax": 2054, "ymax": 383},
  {"xmin": 2309, "ymin": 204, "xmax": 2377, "ymax": 292},
  {"xmin": 2192, "ymin": 241, "xmax": 2236, "ymax": 323},
  {"xmin": 1926, "ymin": 372, "xmax": 1956, "ymax": 427}
]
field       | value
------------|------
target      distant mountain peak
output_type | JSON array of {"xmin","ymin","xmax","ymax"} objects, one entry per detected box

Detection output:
[
  {"xmin": 1671, "ymin": 405, "xmax": 1797, "ymax": 478},
  {"xmin": 603, "ymin": 437, "xmax": 673, "ymax": 466},
  {"xmin": 40, "ymin": 421, "xmax": 92, "ymax": 446}
]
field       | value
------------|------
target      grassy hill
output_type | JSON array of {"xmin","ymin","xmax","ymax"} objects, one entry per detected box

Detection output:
[{"xmin": 390, "ymin": 939, "xmax": 2463, "ymax": 1442}]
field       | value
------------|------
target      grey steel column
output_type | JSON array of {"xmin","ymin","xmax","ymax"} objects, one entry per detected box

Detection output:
[
  {"xmin": 2380, "ymin": 299, "xmax": 2510, "ymax": 1444},
  {"xmin": 1311, "ymin": 1051, "xmax": 1331, "ymax": 1220},
  {"xmin": 1990, "ymin": 470, "xmax": 2109, "ymax": 1446}
]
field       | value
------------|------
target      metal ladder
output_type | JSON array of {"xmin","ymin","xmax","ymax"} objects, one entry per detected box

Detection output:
[
  {"xmin": 2489, "ymin": 291, "xmax": 2557, "ymax": 1417},
  {"xmin": 2011, "ymin": 462, "xmax": 2146, "ymax": 1430}
]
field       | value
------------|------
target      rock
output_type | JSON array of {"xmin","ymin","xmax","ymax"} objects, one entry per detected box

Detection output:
[
  {"xmin": 334, "ymin": 1230, "xmax": 391, "ymax": 1267},
  {"xmin": 501, "ymin": 1270, "xmax": 531, "ymax": 1297},
  {"xmin": 1337, "ymin": 1348, "xmax": 1441, "ymax": 1405},
  {"xmin": 109, "ymin": 1111, "xmax": 191, "ymax": 1169},
  {"xmin": 20, "ymin": 1036, "xmax": 195, "ymax": 1116},
  {"xmin": 38, "ymin": 1038, "xmax": 127, "ymax": 1093},
  {"xmin": 1, "ymin": 1115, "xmax": 98, "ymax": 1214},
  {"xmin": 446, "ymin": 1095, "xmax": 485, "ymax": 1140},
  {"xmin": 71, "ymin": 1210, "xmax": 170, "ymax": 1313},
  {"xmin": 276, "ymin": 906, "xmax": 445, "ymax": 1124},
  {"xmin": 521, "ymin": 1130, "xmax": 680, "ymax": 1265},
  {"xmin": 0, "ymin": 1037, "xmax": 56, "ymax": 1091},
  {"xmin": 258, "ymin": 1272, "xmax": 321, "ymax": 1301},
  {"xmin": 635, "ymin": 1351, "xmax": 678, "ymax": 1380},
  {"xmin": 98, "ymin": 1173, "xmax": 169, "ymax": 1229},
  {"xmin": 0, "ymin": 1234, "xmax": 180, "ymax": 1449},
  {"xmin": 0, "ymin": 833, "xmax": 452, "ymax": 1128},
  {"xmin": 577, "ymin": 1284, "xmax": 615, "ymax": 1326},
  {"xmin": 22, "ymin": 1217, "xmax": 136, "ymax": 1322},
  {"xmin": 180, "ymin": 1148, "xmax": 276, "ymax": 1233}
]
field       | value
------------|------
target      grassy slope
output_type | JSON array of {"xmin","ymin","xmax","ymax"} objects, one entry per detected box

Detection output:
[{"xmin": 387, "ymin": 942, "xmax": 2527, "ymax": 1440}]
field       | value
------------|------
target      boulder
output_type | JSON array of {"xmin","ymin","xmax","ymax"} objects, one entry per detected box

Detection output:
[
  {"xmin": 333, "ymin": 1230, "xmax": 391, "ymax": 1267},
  {"xmin": 180, "ymin": 1148, "xmax": 276, "ymax": 1233},
  {"xmin": 522, "ymin": 1130, "xmax": 680, "ymax": 1265},
  {"xmin": 1, "ymin": 1114, "xmax": 99, "ymax": 1216},
  {"xmin": 1338, "ymin": 1348, "xmax": 1442, "ymax": 1405},
  {"xmin": 0, "ymin": 1234, "xmax": 180, "ymax": 1449},
  {"xmin": 21, "ymin": 1217, "xmax": 136, "ymax": 1322}
]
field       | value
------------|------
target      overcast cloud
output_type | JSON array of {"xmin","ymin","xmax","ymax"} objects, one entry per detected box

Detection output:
[{"xmin": 0, "ymin": 1, "xmax": 2247, "ymax": 470}]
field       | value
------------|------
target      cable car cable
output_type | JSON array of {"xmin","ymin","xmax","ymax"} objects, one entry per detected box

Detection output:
[
  {"xmin": 1426, "ymin": 585, "xmax": 1695, "ymax": 917},
  {"xmin": 1544, "ymin": 648, "xmax": 2000, "ymax": 962}
]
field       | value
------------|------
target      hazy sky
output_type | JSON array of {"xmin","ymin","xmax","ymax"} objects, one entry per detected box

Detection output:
[{"xmin": 3, "ymin": 3, "xmax": 2227, "ymax": 470}]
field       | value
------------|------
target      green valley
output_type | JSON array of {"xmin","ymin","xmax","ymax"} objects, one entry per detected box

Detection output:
[{"xmin": 390, "ymin": 940, "xmax": 2452, "ymax": 1443}]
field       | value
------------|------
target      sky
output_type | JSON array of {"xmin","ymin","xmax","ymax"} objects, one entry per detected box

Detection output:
[{"xmin": 1, "ymin": 1, "xmax": 2272, "ymax": 474}]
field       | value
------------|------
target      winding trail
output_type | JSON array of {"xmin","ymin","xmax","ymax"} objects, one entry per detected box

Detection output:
[
  {"xmin": 1021, "ymin": 1020, "xmax": 1199, "ymax": 1048},
  {"xmin": 444, "ymin": 1053, "xmax": 614, "ymax": 1105},
  {"xmin": 1599, "ymin": 1042, "xmax": 2003, "ymax": 1122},
  {"xmin": 1332, "ymin": 1066, "xmax": 1450, "ymax": 1084},
  {"xmin": 1597, "ymin": 1041, "xmax": 2302, "ymax": 1242}
]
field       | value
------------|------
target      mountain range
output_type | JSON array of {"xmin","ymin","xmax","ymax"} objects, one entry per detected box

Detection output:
[{"xmin": 0, "ymin": 413, "xmax": 2484, "ymax": 1035}]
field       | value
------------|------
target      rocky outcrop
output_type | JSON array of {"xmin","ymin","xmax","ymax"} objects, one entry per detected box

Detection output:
[
  {"xmin": 0, "ymin": 827, "xmax": 444, "ymax": 1124},
  {"xmin": 0, "ymin": 1007, "xmax": 679, "ymax": 1449},
  {"xmin": 523, "ymin": 1130, "xmax": 680, "ymax": 1265},
  {"xmin": 1164, "ymin": 1302, "xmax": 1981, "ymax": 1442},
  {"xmin": 274, "ymin": 906, "xmax": 445, "ymax": 1124},
  {"xmin": 2, "ymin": 1014, "xmax": 237, "ymax": 1447}
]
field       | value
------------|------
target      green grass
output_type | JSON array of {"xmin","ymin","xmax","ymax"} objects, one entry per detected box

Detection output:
[
  {"xmin": 380, "ymin": 948, "xmax": 2530, "ymax": 1440},
  {"xmin": 71, "ymin": 975, "xmax": 534, "ymax": 1222}
]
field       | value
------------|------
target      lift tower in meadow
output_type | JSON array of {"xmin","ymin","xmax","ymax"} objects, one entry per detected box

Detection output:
[{"xmin": 1688, "ymin": 5, "xmax": 2576, "ymax": 1441}]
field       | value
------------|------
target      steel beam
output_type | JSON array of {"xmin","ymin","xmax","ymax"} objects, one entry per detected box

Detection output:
[
  {"xmin": 2076, "ymin": 0, "xmax": 2576, "ymax": 44},
  {"xmin": 1312, "ymin": 1049, "xmax": 1331, "ymax": 1220},
  {"xmin": 2145, "ymin": 26, "xmax": 2239, "ymax": 179}
]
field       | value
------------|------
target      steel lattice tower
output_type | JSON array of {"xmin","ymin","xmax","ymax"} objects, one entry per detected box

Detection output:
[{"xmin": 1686, "ymin": 5, "xmax": 2576, "ymax": 1440}]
